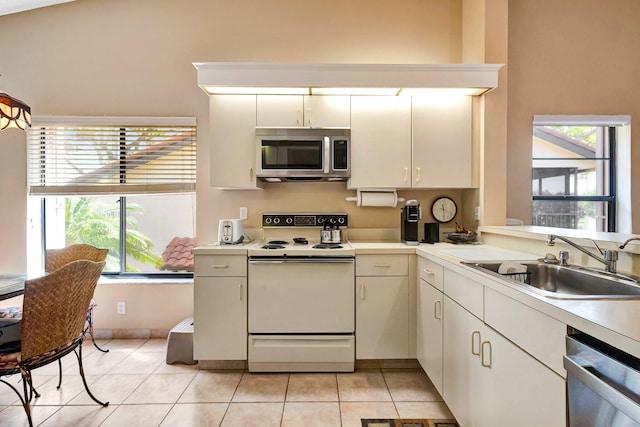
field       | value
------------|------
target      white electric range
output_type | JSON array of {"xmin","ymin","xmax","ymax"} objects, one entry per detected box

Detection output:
[{"xmin": 247, "ymin": 213, "xmax": 355, "ymax": 372}]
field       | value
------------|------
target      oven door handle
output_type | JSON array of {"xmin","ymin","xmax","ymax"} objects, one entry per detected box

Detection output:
[
  {"xmin": 564, "ymin": 355, "xmax": 640, "ymax": 421},
  {"xmin": 249, "ymin": 258, "xmax": 354, "ymax": 264}
]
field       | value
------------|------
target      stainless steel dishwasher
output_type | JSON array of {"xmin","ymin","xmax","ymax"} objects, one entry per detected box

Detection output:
[{"xmin": 565, "ymin": 333, "xmax": 640, "ymax": 426}]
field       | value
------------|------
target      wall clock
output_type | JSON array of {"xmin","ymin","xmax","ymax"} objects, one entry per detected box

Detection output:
[{"xmin": 431, "ymin": 197, "xmax": 457, "ymax": 223}]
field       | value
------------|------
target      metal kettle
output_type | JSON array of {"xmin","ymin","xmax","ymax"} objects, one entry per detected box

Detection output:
[{"xmin": 321, "ymin": 217, "xmax": 342, "ymax": 244}]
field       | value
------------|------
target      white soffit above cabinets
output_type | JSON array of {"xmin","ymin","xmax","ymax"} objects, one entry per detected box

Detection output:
[
  {"xmin": 193, "ymin": 62, "xmax": 503, "ymax": 96},
  {"xmin": 0, "ymin": 0, "xmax": 76, "ymax": 16}
]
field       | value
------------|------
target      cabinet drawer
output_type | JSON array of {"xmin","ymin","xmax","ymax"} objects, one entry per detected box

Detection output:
[
  {"xmin": 419, "ymin": 256, "xmax": 444, "ymax": 291},
  {"xmin": 444, "ymin": 268, "xmax": 483, "ymax": 319},
  {"xmin": 194, "ymin": 255, "xmax": 247, "ymax": 277},
  {"xmin": 484, "ymin": 288, "xmax": 566, "ymax": 377},
  {"xmin": 356, "ymin": 255, "xmax": 408, "ymax": 276}
]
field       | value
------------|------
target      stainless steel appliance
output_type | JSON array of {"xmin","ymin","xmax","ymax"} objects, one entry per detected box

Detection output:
[
  {"xmin": 401, "ymin": 199, "xmax": 421, "ymax": 245},
  {"xmin": 565, "ymin": 332, "xmax": 640, "ymax": 426},
  {"xmin": 217, "ymin": 219, "xmax": 244, "ymax": 244},
  {"xmin": 247, "ymin": 213, "xmax": 354, "ymax": 372},
  {"xmin": 255, "ymin": 129, "xmax": 350, "ymax": 182}
]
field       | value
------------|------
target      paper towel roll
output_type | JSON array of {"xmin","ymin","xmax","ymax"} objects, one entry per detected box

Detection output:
[
  {"xmin": 346, "ymin": 189, "xmax": 404, "ymax": 207},
  {"xmin": 359, "ymin": 191, "xmax": 397, "ymax": 207}
]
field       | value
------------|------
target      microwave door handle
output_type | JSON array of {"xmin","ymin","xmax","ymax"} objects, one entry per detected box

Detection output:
[{"xmin": 324, "ymin": 137, "xmax": 330, "ymax": 174}]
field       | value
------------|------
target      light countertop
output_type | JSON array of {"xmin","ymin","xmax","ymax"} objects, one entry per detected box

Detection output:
[
  {"xmin": 417, "ymin": 243, "xmax": 640, "ymax": 358},
  {"xmin": 193, "ymin": 231, "xmax": 640, "ymax": 358}
]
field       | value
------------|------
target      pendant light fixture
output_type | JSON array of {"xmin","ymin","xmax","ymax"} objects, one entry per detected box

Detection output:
[{"xmin": 0, "ymin": 91, "xmax": 31, "ymax": 131}]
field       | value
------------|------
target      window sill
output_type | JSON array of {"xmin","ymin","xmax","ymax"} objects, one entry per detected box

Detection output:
[{"xmin": 98, "ymin": 277, "xmax": 193, "ymax": 286}]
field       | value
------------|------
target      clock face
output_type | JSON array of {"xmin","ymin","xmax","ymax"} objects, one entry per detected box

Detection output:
[{"xmin": 431, "ymin": 197, "xmax": 457, "ymax": 223}]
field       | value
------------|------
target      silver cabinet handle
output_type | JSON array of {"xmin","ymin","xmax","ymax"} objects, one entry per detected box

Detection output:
[
  {"xmin": 374, "ymin": 264, "xmax": 391, "ymax": 268},
  {"xmin": 296, "ymin": 109, "xmax": 301, "ymax": 125},
  {"xmin": 403, "ymin": 167, "xmax": 408, "ymax": 182},
  {"xmin": 211, "ymin": 264, "xmax": 229, "ymax": 269},
  {"xmin": 434, "ymin": 300, "xmax": 442, "ymax": 320},
  {"xmin": 423, "ymin": 269, "xmax": 434, "ymax": 276},
  {"xmin": 238, "ymin": 283, "xmax": 243, "ymax": 300},
  {"xmin": 306, "ymin": 108, "xmax": 311, "ymax": 126},
  {"xmin": 471, "ymin": 331, "xmax": 481, "ymax": 356},
  {"xmin": 481, "ymin": 341, "xmax": 492, "ymax": 368},
  {"xmin": 324, "ymin": 137, "xmax": 330, "ymax": 173},
  {"xmin": 360, "ymin": 282, "xmax": 365, "ymax": 300},
  {"xmin": 416, "ymin": 167, "xmax": 421, "ymax": 183},
  {"xmin": 249, "ymin": 167, "xmax": 254, "ymax": 181}
]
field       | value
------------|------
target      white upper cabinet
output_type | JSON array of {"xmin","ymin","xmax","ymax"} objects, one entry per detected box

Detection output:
[
  {"xmin": 256, "ymin": 95, "xmax": 350, "ymax": 128},
  {"xmin": 412, "ymin": 95, "xmax": 472, "ymax": 188},
  {"xmin": 209, "ymin": 95, "xmax": 260, "ymax": 189},
  {"xmin": 349, "ymin": 96, "xmax": 412, "ymax": 189}
]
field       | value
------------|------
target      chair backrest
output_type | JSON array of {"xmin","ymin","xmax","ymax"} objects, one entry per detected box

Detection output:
[
  {"xmin": 21, "ymin": 260, "xmax": 105, "ymax": 361},
  {"xmin": 45, "ymin": 244, "xmax": 108, "ymax": 273}
]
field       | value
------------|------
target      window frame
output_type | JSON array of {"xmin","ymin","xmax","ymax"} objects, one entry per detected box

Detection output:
[
  {"xmin": 29, "ymin": 116, "xmax": 196, "ymax": 278},
  {"xmin": 532, "ymin": 124, "xmax": 617, "ymax": 232}
]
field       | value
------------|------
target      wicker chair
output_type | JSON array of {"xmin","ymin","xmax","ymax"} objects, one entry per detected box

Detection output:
[
  {"xmin": 45, "ymin": 244, "xmax": 109, "ymax": 353},
  {"xmin": 0, "ymin": 260, "xmax": 109, "ymax": 427}
]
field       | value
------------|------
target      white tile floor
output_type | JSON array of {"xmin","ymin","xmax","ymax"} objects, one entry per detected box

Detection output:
[{"xmin": 0, "ymin": 339, "xmax": 454, "ymax": 426}]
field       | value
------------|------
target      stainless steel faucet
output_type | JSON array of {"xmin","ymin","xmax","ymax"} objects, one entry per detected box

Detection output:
[
  {"xmin": 619, "ymin": 237, "xmax": 640, "ymax": 250},
  {"xmin": 546, "ymin": 234, "xmax": 618, "ymax": 273}
]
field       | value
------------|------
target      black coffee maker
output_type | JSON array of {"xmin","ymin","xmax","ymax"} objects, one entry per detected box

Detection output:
[{"xmin": 401, "ymin": 200, "xmax": 421, "ymax": 245}]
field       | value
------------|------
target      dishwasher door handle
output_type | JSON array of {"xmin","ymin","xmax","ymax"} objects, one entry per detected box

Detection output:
[{"xmin": 564, "ymin": 355, "xmax": 640, "ymax": 422}]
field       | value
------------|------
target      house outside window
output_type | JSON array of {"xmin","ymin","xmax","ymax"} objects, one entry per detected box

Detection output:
[
  {"xmin": 26, "ymin": 117, "xmax": 196, "ymax": 277},
  {"xmin": 531, "ymin": 115, "xmax": 631, "ymax": 233}
]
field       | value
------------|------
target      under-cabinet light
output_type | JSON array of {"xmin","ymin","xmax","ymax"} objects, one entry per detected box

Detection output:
[
  {"xmin": 204, "ymin": 86, "xmax": 310, "ymax": 95},
  {"xmin": 310, "ymin": 87, "xmax": 400, "ymax": 96},
  {"xmin": 399, "ymin": 87, "xmax": 488, "ymax": 96}
]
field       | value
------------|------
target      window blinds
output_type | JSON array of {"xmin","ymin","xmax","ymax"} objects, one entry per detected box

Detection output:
[{"xmin": 27, "ymin": 116, "xmax": 196, "ymax": 195}]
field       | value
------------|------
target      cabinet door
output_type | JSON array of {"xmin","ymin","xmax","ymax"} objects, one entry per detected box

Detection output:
[
  {"xmin": 303, "ymin": 95, "xmax": 350, "ymax": 128},
  {"xmin": 412, "ymin": 95, "xmax": 472, "ymax": 188},
  {"xmin": 256, "ymin": 95, "xmax": 304, "ymax": 127},
  {"xmin": 193, "ymin": 277, "xmax": 247, "ymax": 360},
  {"xmin": 349, "ymin": 96, "xmax": 412, "ymax": 189},
  {"xmin": 443, "ymin": 296, "xmax": 483, "ymax": 427},
  {"xmin": 210, "ymin": 95, "xmax": 259, "ymax": 189},
  {"xmin": 417, "ymin": 279, "xmax": 444, "ymax": 394},
  {"xmin": 477, "ymin": 325, "xmax": 566, "ymax": 427},
  {"xmin": 356, "ymin": 276, "xmax": 409, "ymax": 359}
]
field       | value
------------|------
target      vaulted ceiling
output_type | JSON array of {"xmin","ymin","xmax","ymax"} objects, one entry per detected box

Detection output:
[{"xmin": 0, "ymin": 0, "xmax": 76, "ymax": 16}]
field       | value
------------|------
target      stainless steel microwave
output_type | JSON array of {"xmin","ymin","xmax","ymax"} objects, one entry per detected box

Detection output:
[{"xmin": 255, "ymin": 129, "xmax": 350, "ymax": 182}]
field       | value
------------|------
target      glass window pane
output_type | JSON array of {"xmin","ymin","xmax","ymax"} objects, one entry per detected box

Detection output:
[
  {"xmin": 124, "ymin": 193, "xmax": 195, "ymax": 273},
  {"xmin": 44, "ymin": 196, "xmax": 120, "ymax": 273},
  {"xmin": 533, "ymin": 126, "xmax": 607, "ymax": 159},
  {"xmin": 532, "ymin": 200, "xmax": 609, "ymax": 232},
  {"xmin": 532, "ymin": 159, "xmax": 609, "ymax": 196}
]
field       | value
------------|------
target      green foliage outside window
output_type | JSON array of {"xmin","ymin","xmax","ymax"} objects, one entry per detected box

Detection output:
[{"xmin": 64, "ymin": 197, "xmax": 163, "ymax": 272}]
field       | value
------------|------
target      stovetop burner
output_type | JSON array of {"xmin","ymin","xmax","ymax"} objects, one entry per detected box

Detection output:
[
  {"xmin": 268, "ymin": 240, "xmax": 289, "ymax": 245},
  {"xmin": 313, "ymin": 243, "xmax": 344, "ymax": 249},
  {"xmin": 262, "ymin": 244, "xmax": 286, "ymax": 249}
]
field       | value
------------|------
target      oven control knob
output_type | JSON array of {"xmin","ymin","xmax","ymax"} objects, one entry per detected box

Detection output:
[
  {"xmin": 265, "ymin": 217, "xmax": 272, "ymax": 224},
  {"xmin": 285, "ymin": 217, "xmax": 293, "ymax": 225},
  {"xmin": 338, "ymin": 217, "xmax": 346, "ymax": 225},
  {"xmin": 273, "ymin": 217, "xmax": 280, "ymax": 224}
]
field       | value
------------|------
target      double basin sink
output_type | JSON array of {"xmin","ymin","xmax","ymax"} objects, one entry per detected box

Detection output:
[{"xmin": 463, "ymin": 261, "xmax": 640, "ymax": 300}]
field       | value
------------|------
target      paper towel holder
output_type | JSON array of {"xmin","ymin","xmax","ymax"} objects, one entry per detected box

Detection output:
[{"xmin": 345, "ymin": 189, "xmax": 405, "ymax": 208}]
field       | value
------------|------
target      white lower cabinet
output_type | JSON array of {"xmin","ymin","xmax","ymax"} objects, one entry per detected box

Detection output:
[
  {"xmin": 356, "ymin": 254, "xmax": 410, "ymax": 359},
  {"xmin": 193, "ymin": 254, "xmax": 247, "ymax": 360},
  {"xmin": 416, "ymin": 278, "xmax": 443, "ymax": 394},
  {"xmin": 356, "ymin": 276, "xmax": 409, "ymax": 359},
  {"xmin": 443, "ymin": 296, "xmax": 565, "ymax": 427},
  {"xmin": 477, "ymin": 322, "xmax": 566, "ymax": 427}
]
